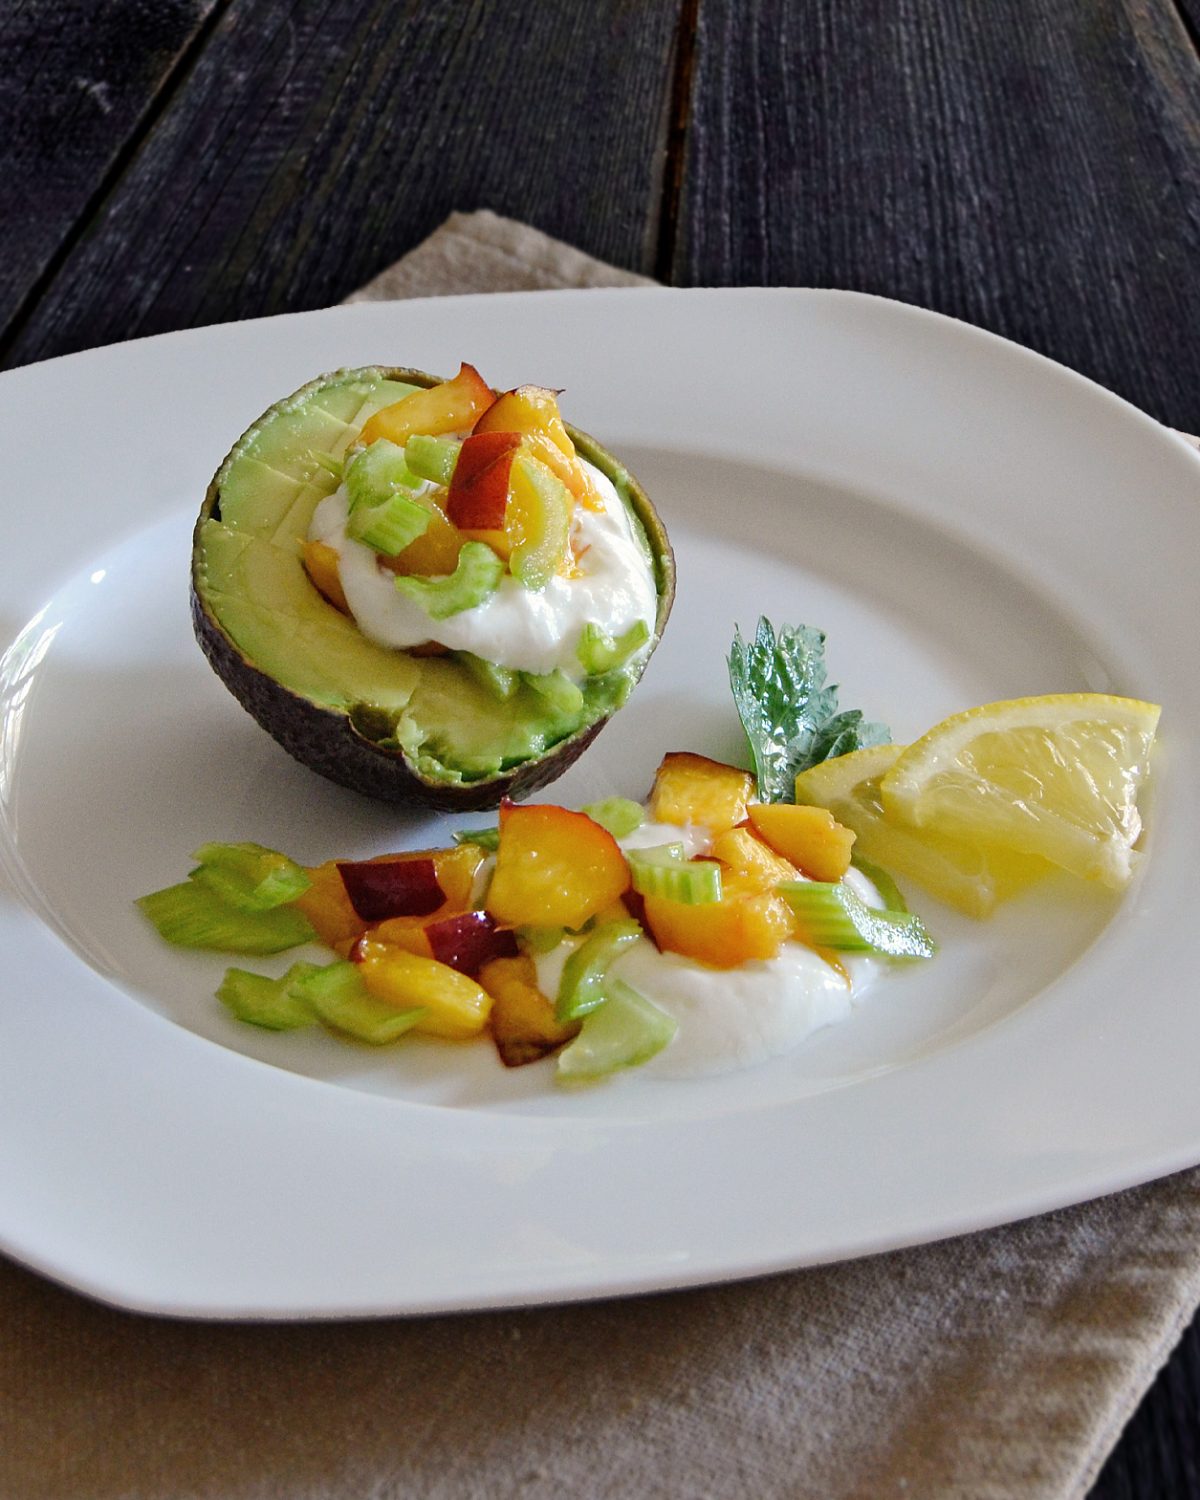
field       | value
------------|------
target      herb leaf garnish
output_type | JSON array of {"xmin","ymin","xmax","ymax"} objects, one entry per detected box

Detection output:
[{"xmin": 728, "ymin": 619, "xmax": 890, "ymax": 802}]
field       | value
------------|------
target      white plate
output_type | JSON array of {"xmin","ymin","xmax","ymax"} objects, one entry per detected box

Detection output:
[{"xmin": 1, "ymin": 288, "xmax": 1198, "ymax": 1319}]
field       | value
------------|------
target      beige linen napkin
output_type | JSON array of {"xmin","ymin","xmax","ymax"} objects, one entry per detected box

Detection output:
[{"xmin": 3, "ymin": 210, "xmax": 1200, "ymax": 1500}]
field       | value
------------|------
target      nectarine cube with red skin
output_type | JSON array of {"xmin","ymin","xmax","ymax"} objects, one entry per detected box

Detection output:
[
  {"xmin": 650, "ymin": 752, "xmax": 755, "ymax": 832},
  {"xmin": 445, "ymin": 430, "xmax": 522, "ymax": 530},
  {"xmin": 353, "ymin": 937, "xmax": 492, "ymax": 1039},
  {"xmin": 474, "ymin": 385, "xmax": 601, "ymax": 509},
  {"xmin": 486, "ymin": 803, "xmax": 630, "ymax": 931},
  {"xmin": 480, "ymin": 953, "xmax": 580, "ymax": 1067},
  {"xmin": 360, "ymin": 362, "xmax": 494, "ymax": 448},
  {"xmin": 294, "ymin": 861, "xmax": 367, "ymax": 956},
  {"xmin": 380, "ymin": 493, "xmax": 464, "ymax": 578},
  {"xmin": 746, "ymin": 803, "xmax": 856, "ymax": 883}
]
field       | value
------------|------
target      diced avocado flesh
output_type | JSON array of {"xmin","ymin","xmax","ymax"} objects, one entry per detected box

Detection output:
[{"xmin": 196, "ymin": 367, "xmax": 650, "ymax": 785}]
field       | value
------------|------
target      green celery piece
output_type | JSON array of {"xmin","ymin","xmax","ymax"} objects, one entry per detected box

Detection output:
[
  {"xmin": 727, "ymin": 619, "xmax": 890, "ymax": 802},
  {"xmin": 393, "ymin": 540, "xmax": 503, "ymax": 619},
  {"xmin": 849, "ymin": 855, "xmax": 909, "ymax": 914},
  {"xmin": 217, "ymin": 963, "xmax": 320, "ymax": 1030},
  {"xmin": 347, "ymin": 489, "xmax": 430, "ymax": 556},
  {"xmin": 523, "ymin": 669, "xmax": 585, "ymax": 721},
  {"xmin": 405, "ymin": 434, "xmax": 461, "ymax": 486},
  {"xmin": 582, "ymin": 797, "xmax": 644, "ymax": 838},
  {"xmin": 516, "ymin": 925, "xmax": 567, "ymax": 955},
  {"xmin": 556, "ymin": 919, "xmax": 643, "ymax": 1022},
  {"xmin": 345, "ymin": 438, "xmax": 421, "ymax": 509},
  {"xmin": 627, "ymin": 845, "xmax": 722, "ymax": 905},
  {"xmin": 576, "ymin": 619, "xmax": 650, "ymax": 676},
  {"xmin": 137, "ymin": 882, "xmax": 316, "ymax": 954},
  {"xmin": 290, "ymin": 961, "xmax": 426, "ymax": 1044},
  {"xmin": 556, "ymin": 980, "xmax": 677, "ymax": 1081},
  {"xmin": 190, "ymin": 841, "xmax": 310, "ymax": 911},
  {"xmin": 458, "ymin": 652, "xmax": 520, "ymax": 700},
  {"xmin": 510, "ymin": 454, "xmax": 571, "ymax": 591},
  {"xmin": 452, "ymin": 826, "xmax": 500, "ymax": 852},
  {"xmin": 778, "ymin": 881, "xmax": 935, "ymax": 958}
]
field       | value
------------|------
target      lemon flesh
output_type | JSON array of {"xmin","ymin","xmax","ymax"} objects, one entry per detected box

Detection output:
[
  {"xmin": 794, "ymin": 745, "xmax": 1048, "ymax": 918},
  {"xmin": 879, "ymin": 695, "xmax": 1160, "ymax": 891}
]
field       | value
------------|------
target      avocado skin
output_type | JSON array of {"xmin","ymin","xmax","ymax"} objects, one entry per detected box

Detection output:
[{"xmin": 191, "ymin": 367, "xmax": 675, "ymax": 809}]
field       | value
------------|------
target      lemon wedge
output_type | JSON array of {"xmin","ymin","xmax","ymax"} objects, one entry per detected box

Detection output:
[
  {"xmin": 879, "ymin": 694, "xmax": 1161, "ymax": 891},
  {"xmin": 794, "ymin": 744, "xmax": 1049, "ymax": 917}
]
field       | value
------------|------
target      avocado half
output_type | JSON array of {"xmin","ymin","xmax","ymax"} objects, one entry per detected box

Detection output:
[{"xmin": 191, "ymin": 366, "xmax": 675, "ymax": 810}]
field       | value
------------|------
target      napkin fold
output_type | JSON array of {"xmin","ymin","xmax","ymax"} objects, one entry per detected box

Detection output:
[{"xmin": 3, "ymin": 209, "xmax": 1198, "ymax": 1500}]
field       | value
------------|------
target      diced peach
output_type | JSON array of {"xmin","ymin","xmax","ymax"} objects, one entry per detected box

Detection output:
[
  {"xmin": 360, "ymin": 362, "xmax": 495, "ymax": 447},
  {"xmin": 650, "ymin": 752, "xmax": 755, "ymax": 832},
  {"xmin": 354, "ymin": 938, "xmax": 492, "ymax": 1039},
  {"xmin": 709, "ymin": 827, "xmax": 800, "ymax": 894},
  {"xmin": 746, "ymin": 803, "xmax": 856, "ymax": 882},
  {"xmin": 365, "ymin": 844, "xmax": 485, "ymax": 937},
  {"xmin": 474, "ymin": 386, "xmax": 602, "ymax": 509},
  {"xmin": 445, "ymin": 431, "xmax": 521, "ymax": 530},
  {"xmin": 642, "ymin": 884, "xmax": 794, "ymax": 968},
  {"xmin": 480, "ymin": 953, "xmax": 580, "ymax": 1067},
  {"xmin": 486, "ymin": 803, "xmax": 630, "ymax": 931},
  {"xmin": 302, "ymin": 540, "xmax": 349, "ymax": 614},
  {"xmin": 380, "ymin": 493, "xmax": 464, "ymax": 578},
  {"xmin": 299, "ymin": 846, "xmax": 482, "ymax": 957},
  {"xmin": 294, "ymin": 860, "xmax": 367, "ymax": 956}
]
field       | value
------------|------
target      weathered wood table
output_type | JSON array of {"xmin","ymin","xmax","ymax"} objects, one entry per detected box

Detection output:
[{"xmin": 4, "ymin": 3, "xmax": 1200, "ymax": 1493}]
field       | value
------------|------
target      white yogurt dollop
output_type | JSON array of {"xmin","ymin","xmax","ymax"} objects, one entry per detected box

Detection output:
[{"xmin": 308, "ymin": 460, "xmax": 656, "ymax": 679}]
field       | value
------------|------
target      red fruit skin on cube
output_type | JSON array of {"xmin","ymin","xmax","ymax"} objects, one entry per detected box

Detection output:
[
  {"xmin": 425, "ymin": 911, "xmax": 519, "ymax": 975},
  {"xmin": 337, "ymin": 858, "xmax": 444, "ymax": 921},
  {"xmin": 445, "ymin": 431, "xmax": 521, "ymax": 529}
]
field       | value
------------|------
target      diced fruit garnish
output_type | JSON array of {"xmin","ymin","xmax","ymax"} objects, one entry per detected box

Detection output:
[
  {"xmin": 423, "ymin": 911, "xmax": 518, "ymax": 974},
  {"xmin": 708, "ymin": 827, "xmax": 798, "ymax": 893},
  {"xmin": 556, "ymin": 919, "xmax": 644, "ymax": 1021},
  {"xmin": 345, "ymin": 438, "xmax": 421, "ymax": 510},
  {"xmin": 405, "ymin": 433, "xmax": 460, "ymax": 486},
  {"xmin": 137, "ymin": 882, "xmax": 316, "ymax": 953},
  {"xmin": 505, "ymin": 454, "xmax": 572, "ymax": 589},
  {"xmin": 480, "ymin": 953, "xmax": 580, "ymax": 1067},
  {"xmin": 642, "ymin": 883, "xmax": 794, "ymax": 968},
  {"xmin": 359, "ymin": 362, "xmax": 494, "ymax": 447},
  {"xmin": 650, "ymin": 752, "xmax": 755, "ymax": 831},
  {"xmin": 487, "ymin": 803, "xmax": 631, "ymax": 931},
  {"xmin": 879, "ymin": 694, "xmax": 1162, "ymax": 891},
  {"xmin": 353, "ymin": 939, "xmax": 493, "ymax": 1039},
  {"xmin": 445, "ymin": 431, "xmax": 522, "ymax": 530},
  {"xmin": 293, "ymin": 859, "xmax": 367, "ymax": 954},
  {"xmin": 290, "ymin": 960, "xmax": 426, "ymax": 1044},
  {"xmin": 628, "ymin": 845, "xmax": 723, "ymax": 904},
  {"xmin": 474, "ymin": 385, "xmax": 602, "ymax": 508},
  {"xmin": 190, "ymin": 841, "xmax": 311, "ymax": 910},
  {"xmin": 794, "ymin": 744, "xmax": 1050, "ymax": 918},
  {"xmin": 577, "ymin": 619, "xmax": 650, "ymax": 675},
  {"xmin": 556, "ymin": 980, "xmax": 677, "ymax": 1081},
  {"xmin": 337, "ymin": 856, "xmax": 444, "ymax": 921},
  {"xmin": 745, "ymin": 803, "xmax": 856, "ymax": 882},
  {"xmin": 379, "ymin": 491, "xmax": 464, "ymax": 578},
  {"xmin": 779, "ymin": 882, "xmax": 936, "ymax": 958},
  {"xmin": 302, "ymin": 539, "xmax": 349, "ymax": 613},
  {"xmin": 581, "ymin": 797, "xmax": 644, "ymax": 838},
  {"xmin": 393, "ymin": 539, "xmax": 504, "ymax": 619},
  {"xmin": 217, "ymin": 963, "xmax": 319, "ymax": 1030}
]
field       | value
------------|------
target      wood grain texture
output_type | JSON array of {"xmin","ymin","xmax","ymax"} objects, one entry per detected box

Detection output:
[
  {"xmin": 673, "ymin": 0, "xmax": 1200, "ymax": 431},
  {"xmin": 1092, "ymin": 1328, "xmax": 1200, "ymax": 1497},
  {"xmin": 0, "ymin": 0, "xmax": 221, "ymax": 343},
  {"xmin": 0, "ymin": 0, "xmax": 681, "ymax": 369}
]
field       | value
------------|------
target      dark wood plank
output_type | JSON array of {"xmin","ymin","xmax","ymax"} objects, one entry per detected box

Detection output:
[
  {"xmin": 1091, "ymin": 1328, "xmax": 1200, "ymax": 1498},
  {"xmin": 673, "ymin": 0, "xmax": 1200, "ymax": 432},
  {"xmin": 0, "ymin": 0, "xmax": 223, "ymax": 344},
  {"xmin": 0, "ymin": 0, "xmax": 682, "ymax": 369}
]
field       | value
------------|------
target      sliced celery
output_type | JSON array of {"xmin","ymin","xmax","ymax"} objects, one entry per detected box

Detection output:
[
  {"xmin": 576, "ymin": 618, "xmax": 651, "ymax": 676},
  {"xmin": 190, "ymin": 840, "xmax": 310, "ymax": 910},
  {"xmin": 849, "ymin": 855, "xmax": 909, "ymax": 915},
  {"xmin": 516, "ymin": 925, "xmax": 567, "ymax": 955},
  {"xmin": 556, "ymin": 919, "xmax": 643, "ymax": 1022},
  {"xmin": 217, "ymin": 963, "xmax": 319, "ymax": 1030},
  {"xmin": 345, "ymin": 438, "xmax": 421, "ymax": 509},
  {"xmin": 290, "ymin": 961, "xmax": 426, "ymax": 1044},
  {"xmin": 778, "ymin": 881, "xmax": 935, "ymax": 958},
  {"xmin": 556, "ymin": 980, "xmax": 677, "ymax": 1081},
  {"xmin": 457, "ymin": 652, "xmax": 519, "ymax": 700},
  {"xmin": 405, "ymin": 433, "xmax": 461, "ymax": 486},
  {"xmin": 347, "ymin": 489, "xmax": 430, "ymax": 556},
  {"xmin": 393, "ymin": 540, "xmax": 503, "ymax": 619},
  {"xmin": 628, "ymin": 845, "xmax": 722, "ymax": 905},
  {"xmin": 509, "ymin": 455, "xmax": 571, "ymax": 591},
  {"xmin": 137, "ymin": 882, "xmax": 316, "ymax": 954},
  {"xmin": 582, "ymin": 797, "xmax": 644, "ymax": 838},
  {"xmin": 453, "ymin": 826, "xmax": 500, "ymax": 852}
]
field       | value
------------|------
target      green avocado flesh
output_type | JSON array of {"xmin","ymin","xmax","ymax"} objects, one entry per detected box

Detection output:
[{"xmin": 193, "ymin": 367, "xmax": 668, "ymax": 794}]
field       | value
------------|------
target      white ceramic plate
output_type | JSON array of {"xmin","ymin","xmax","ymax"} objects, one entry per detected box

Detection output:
[{"xmin": 2, "ymin": 288, "xmax": 1198, "ymax": 1319}]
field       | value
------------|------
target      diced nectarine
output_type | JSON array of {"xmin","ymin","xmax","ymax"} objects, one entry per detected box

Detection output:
[
  {"xmin": 354, "ymin": 938, "xmax": 492, "ymax": 1039},
  {"xmin": 380, "ymin": 494, "xmax": 464, "ymax": 578},
  {"xmin": 474, "ymin": 385, "xmax": 602, "ymax": 509},
  {"xmin": 746, "ymin": 803, "xmax": 856, "ymax": 882},
  {"xmin": 480, "ymin": 953, "xmax": 580, "ymax": 1067},
  {"xmin": 445, "ymin": 431, "xmax": 521, "ymax": 530},
  {"xmin": 650, "ymin": 752, "xmax": 755, "ymax": 832},
  {"xmin": 642, "ymin": 885, "xmax": 794, "ymax": 968},
  {"xmin": 360, "ymin": 362, "xmax": 494, "ymax": 447},
  {"xmin": 294, "ymin": 860, "xmax": 366, "ymax": 956},
  {"xmin": 486, "ymin": 803, "xmax": 630, "ymax": 930},
  {"xmin": 302, "ymin": 540, "xmax": 349, "ymax": 613},
  {"xmin": 709, "ymin": 827, "xmax": 799, "ymax": 894}
]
